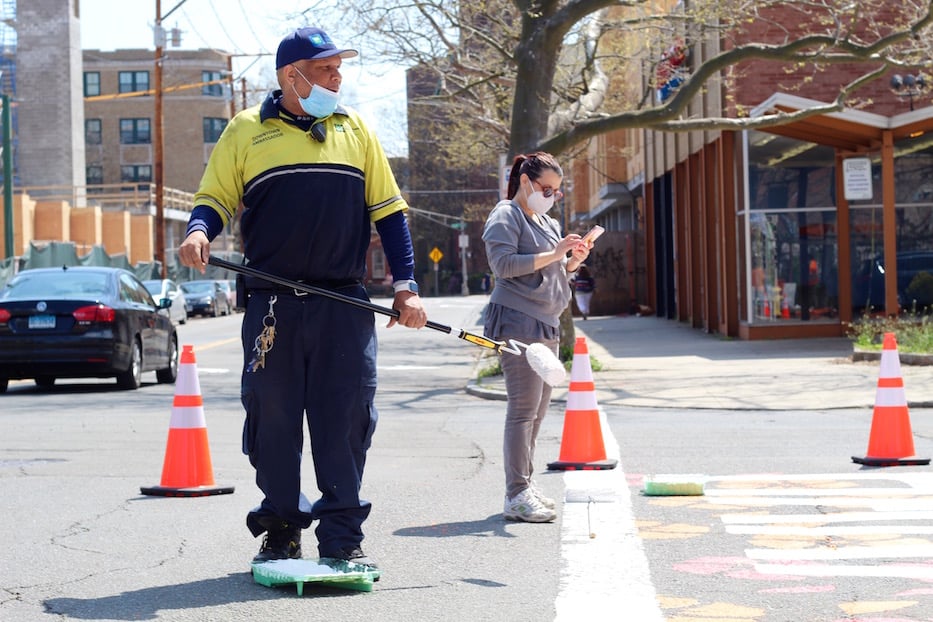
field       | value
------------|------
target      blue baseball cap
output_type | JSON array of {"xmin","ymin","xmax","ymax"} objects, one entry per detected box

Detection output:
[{"xmin": 275, "ymin": 27, "xmax": 358, "ymax": 69}]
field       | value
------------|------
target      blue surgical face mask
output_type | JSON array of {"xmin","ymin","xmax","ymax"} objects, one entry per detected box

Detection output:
[{"xmin": 292, "ymin": 66, "xmax": 340, "ymax": 118}]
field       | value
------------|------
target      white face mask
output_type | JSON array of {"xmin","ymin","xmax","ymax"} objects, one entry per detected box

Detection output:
[{"xmin": 525, "ymin": 180, "xmax": 556, "ymax": 215}]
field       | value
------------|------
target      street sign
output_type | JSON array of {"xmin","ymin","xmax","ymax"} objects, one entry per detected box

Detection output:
[{"xmin": 429, "ymin": 247, "xmax": 443, "ymax": 264}]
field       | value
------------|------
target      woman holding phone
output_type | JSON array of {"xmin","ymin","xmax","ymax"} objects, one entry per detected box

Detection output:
[{"xmin": 482, "ymin": 151, "xmax": 590, "ymax": 523}]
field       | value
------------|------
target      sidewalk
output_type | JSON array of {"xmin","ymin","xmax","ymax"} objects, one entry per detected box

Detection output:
[{"xmin": 466, "ymin": 315, "xmax": 933, "ymax": 410}]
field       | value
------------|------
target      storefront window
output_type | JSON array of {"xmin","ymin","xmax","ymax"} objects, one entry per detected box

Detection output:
[
  {"xmin": 743, "ymin": 130, "xmax": 838, "ymax": 323},
  {"xmin": 850, "ymin": 141, "xmax": 933, "ymax": 316}
]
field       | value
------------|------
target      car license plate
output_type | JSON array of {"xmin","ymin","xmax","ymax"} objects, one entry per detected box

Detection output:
[{"xmin": 28, "ymin": 314, "xmax": 56, "ymax": 329}]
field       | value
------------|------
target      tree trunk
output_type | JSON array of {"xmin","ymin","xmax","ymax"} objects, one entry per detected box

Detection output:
[{"xmin": 559, "ymin": 305, "xmax": 575, "ymax": 361}]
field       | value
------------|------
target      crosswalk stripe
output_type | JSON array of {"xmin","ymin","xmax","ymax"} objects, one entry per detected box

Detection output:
[
  {"xmin": 707, "ymin": 487, "xmax": 933, "ymax": 497},
  {"xmin": 730, "ymin": 524, "xmax": 933, "ymax": 535},
  {"xmin": 747, "ymin": 544, "xmax": 933, "ymax": 561},
  {"xmin": 705, "ymin": 472, "xmax": 933, "ymax": 581},
  {"xmin": 721, "ymin": 510, "xmax": 933, "ymax": 524},
  {"xmin": 754, "ymin": 563, "xmax": 933, "ymax": 580},
  {"xmin": 704, "ymin": 496, "xmax": 933, "ymax": 508}
]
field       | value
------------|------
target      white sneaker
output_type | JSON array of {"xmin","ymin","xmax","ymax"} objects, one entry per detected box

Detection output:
[
  {"xmin": 530, "ymin": 482, "xmax": 556, "ymax": 510},
  {"xmin": 504, "ymin": 488, "xmax": 557, "ymax": 522}
]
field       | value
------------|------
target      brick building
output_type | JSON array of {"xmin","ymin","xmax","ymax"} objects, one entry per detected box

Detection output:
[{"xmin": 641, "ymin": 4, "xmax": 933, "ymax": 339}]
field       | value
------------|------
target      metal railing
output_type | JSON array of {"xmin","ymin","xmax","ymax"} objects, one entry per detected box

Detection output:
[{"xmin": 13, "ymin": 183, "xmax": 195, "ymax": 214}]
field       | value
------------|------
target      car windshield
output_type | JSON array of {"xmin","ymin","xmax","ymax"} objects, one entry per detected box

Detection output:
[
  {"xmin": 181, "ymin": 281, "xmax": 215, "ymax": 294},
  {"xmin": 142, "ymin": 280, "xmax": 163, "ymax": 296},
  {"xmin": 0, "ymin": 270, "xmax": 111, "ymax": 301}
]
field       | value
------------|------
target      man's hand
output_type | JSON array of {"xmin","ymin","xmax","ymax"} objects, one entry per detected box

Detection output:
[
  {"xmin": 178, "ymin": 231, "xmax": 211, "ymax": 273},
  {"xmin": 388, "ymin": 291, "xmax": 427, "ymax": 329}
]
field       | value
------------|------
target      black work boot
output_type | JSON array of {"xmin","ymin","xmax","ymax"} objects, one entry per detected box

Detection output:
[
  {"xmin": 252, "ymin": 522, "xmax": 302, "ymax": 563},
  {"xmin": 320, "ymin": 545, "xmax": 379, "ymax": 571}
]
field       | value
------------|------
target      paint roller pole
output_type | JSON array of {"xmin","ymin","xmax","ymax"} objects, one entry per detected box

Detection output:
[{"xmin": 206, "ymin": 257, "xmax": 565, "ymax": 384}]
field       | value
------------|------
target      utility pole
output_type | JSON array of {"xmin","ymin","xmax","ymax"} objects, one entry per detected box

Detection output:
[
  {"xmin": 226, "ymin": 53, "xmax": 235, "ymax": 118},
  {"xmin": 2, "ymin": 92, "xmax": 12, "ymax": 259},
  {"xmin": 154, "ymin": 0, "xmax": 165, "ymax": 277},
  {"xmin": 154, "ymin": 0, "xmax": 187, "ymax": 278}
]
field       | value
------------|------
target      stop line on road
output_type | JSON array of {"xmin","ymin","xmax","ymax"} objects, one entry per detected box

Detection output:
[{"xmin": 709, "ymin": 472, "xmax": 933, "ymax": 580}]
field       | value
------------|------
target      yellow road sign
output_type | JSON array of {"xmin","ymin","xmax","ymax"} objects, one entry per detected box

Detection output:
[{"xmin": 429, "ymin": 247, "xmax": 443, "ymax": 264}]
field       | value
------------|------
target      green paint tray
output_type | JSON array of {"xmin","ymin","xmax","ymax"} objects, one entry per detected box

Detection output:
[
  {"xmin": 251, "ymin": 558, "xmax": 381, "ymax": 594},
  {"xmin": 642, "ymin": 474, "xmax": 706, "ymax": 496}
]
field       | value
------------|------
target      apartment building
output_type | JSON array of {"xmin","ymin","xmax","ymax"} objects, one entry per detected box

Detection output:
[
  {"xmin": 81, "ymin": 47, "xmax": 233, "ymax": 257},
  {"xmin": 83, "ymin": 48, "xmax": 231, "ymax": 193}
]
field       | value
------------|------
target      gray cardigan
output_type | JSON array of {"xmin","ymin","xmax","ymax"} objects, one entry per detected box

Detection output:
[{"xmin": 482, "ymin": 199, "xmax": 572, "ymax": 327}]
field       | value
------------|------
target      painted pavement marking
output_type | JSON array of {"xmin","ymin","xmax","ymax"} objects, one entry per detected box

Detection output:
[
  {"xmin": 710, "ymin": 472, "xmax": 933, "ymax": 580},
  {"xmin": 555, "ymin": 411, "xmax": 663, "ymax": 621}
]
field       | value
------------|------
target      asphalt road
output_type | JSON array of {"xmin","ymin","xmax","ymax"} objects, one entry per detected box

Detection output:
[{"xmin": 3, "ymin": 296, "xmax": 933, "ymax": 621}]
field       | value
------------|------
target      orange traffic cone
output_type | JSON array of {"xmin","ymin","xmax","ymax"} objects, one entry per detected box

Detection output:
[
  {"xmin": 852, "ymin": 333, "xmax": 930, "ymax": 467},
  {"xmin": 547, "ymin": 337, "xmax": 618, "ymax": 471},
  {"xmin": 141, "ymin": 345, "xmax": 235, "ymax": 496}
]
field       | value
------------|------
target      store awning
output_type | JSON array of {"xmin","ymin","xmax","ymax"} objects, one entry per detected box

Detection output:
[{"xmin": 751, "ymin": 93, "xmax": 933, "ymax": 153}]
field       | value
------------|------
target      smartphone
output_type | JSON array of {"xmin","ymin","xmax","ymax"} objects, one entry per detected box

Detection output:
[{"xmin": 582, "ymin": 225, "xmax": 605, "ymax": 246}]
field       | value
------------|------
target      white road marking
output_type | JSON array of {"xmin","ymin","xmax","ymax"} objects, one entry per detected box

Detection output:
[
  {"xmin": 702, "ymin": 496, "xmax": 933, "ymax": 508},
  {"xmin": 711, "ymin": 472, "xmax": 933, "ymax": 582},
  {"xmin": 729, "ymin": 524, "xmax": 933, "ymax": 536},
  {"xmin": 707, "ymin": 487, "xmax": 933, "ymax": 497},
  {"xmin": 194, "ymin": 367, "xmax": 229, "ymax": 374},
  {"xmin": 555, "ymin": 411, "xmax": 663, "ymax": 621},
  {"xmin": 721, "ymin": 511, "xmax": 933, "ymax": 524},
  {"xmin": 754, "ymin": 563, "xmax": 933, "ymax": 579}
]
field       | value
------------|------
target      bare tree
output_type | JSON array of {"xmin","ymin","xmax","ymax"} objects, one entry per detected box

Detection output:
[
  {"xmin": 339, "ymin": 0, "xmax": 933, "ymax": 157},
  {"xmin": 333, "ymin": 0, "xmax": 933, "ymax": 354}
]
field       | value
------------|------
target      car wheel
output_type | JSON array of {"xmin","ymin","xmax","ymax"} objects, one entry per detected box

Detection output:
[
  {"xmin": 0, "ymin": 378, "xmax": 7, "ymax": 394},
  {"xmin": 179, "ymin": 312, "xmax": 187, "ymax": 325},
  {"xmin": 116, "ymin": 338, "xmax": 143, "ymax": 390},
  {"xmin": 34, "ymin": 376, "xmax": 56, "ymax": 389},
  {"xmin": 156, "ymin": 333, "xmax": 179, "ymax": 384}
]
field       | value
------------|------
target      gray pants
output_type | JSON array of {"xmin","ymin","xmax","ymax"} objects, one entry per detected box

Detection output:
[{"xmin": 500, "ymin": 337, "xmax": 557, "ymax": 499}]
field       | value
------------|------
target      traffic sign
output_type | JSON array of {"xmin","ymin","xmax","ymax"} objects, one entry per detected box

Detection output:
[{"xmin": 429, "ymin": 247, "xmax": 443, "ymax": 264}]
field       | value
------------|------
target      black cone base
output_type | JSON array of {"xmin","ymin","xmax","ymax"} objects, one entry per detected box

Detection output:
[
  {"xmin": 547, "ymin": 458, "xmax": 618, "ymax": 471},
  {"xmin": 140, "ymin": 484, "xmax": 235, "ymax": 497}
]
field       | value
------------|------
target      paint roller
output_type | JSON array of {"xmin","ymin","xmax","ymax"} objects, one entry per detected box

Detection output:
[{"xmin": 207, "ymin": 257, "xmax": 567, "ymax": 385}]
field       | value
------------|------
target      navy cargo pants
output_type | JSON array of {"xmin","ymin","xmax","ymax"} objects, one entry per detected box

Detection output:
[{"xmin": 240, "ymin": 287, "xmax": 378, "ymax": 557}]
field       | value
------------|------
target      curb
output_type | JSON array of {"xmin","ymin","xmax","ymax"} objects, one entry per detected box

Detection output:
[{"xmin": 852, "ymin": 349, "xmax": 933, "ymax": 366}]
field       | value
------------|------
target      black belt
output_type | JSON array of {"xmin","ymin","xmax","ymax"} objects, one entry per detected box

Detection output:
[{"xmin": 248, "ymin": 280, "xmax": 361, "ymax": 297}]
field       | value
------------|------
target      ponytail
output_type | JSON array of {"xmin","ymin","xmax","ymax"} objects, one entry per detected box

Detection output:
[{"xmin": 505, "ymin": 151, "xmax": 564, "ymax": 200}]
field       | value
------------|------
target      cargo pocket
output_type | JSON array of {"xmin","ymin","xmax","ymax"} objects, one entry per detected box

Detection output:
[{"xmin": 241, "ymin": 388, "xmax": 258, "ymax": 462}]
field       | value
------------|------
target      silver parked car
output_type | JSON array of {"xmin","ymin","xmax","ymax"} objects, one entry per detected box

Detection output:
[
  {"xmin": 180, "ymin": 280, "xmax": 231, "ymax": 317},
  {"xmin": 143, "ymin": 279, "xmax": 188, "ymax": 325}
]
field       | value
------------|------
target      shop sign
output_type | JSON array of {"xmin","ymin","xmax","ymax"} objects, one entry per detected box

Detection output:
[{"xmin": 843, "ymin": 157, "xmax": 873, "ymax": 201}]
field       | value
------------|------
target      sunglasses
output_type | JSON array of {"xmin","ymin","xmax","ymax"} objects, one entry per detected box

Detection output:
[{"xmin": 532, "ymin": 180, "xmax": 563, "ymax": 199}]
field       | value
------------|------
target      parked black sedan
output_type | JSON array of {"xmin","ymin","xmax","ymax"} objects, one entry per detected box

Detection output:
[{"xmin": 0, "ymin": 266, "xmax": 179, "ymax": 392}]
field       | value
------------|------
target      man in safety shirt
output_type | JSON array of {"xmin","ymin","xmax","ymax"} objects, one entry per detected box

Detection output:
[{"xmin": 178, "ymin": 26, "xmax": 427, "ymax": 568}]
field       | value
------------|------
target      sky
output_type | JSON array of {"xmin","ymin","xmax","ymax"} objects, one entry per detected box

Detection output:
[{"xmin": 79, "ymin": 0, "xmax": 410, "ymax": 156}]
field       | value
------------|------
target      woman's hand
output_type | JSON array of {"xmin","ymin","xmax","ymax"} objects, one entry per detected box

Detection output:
[
  {"xmin": 556, "ymin": 233, "xmax": 583, "ymax": 258},
  {"xmin": 567, "ymin": 238, "xmax": 590, "ymax": 273}
]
